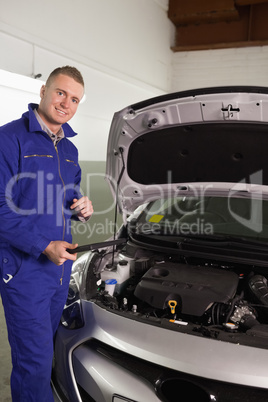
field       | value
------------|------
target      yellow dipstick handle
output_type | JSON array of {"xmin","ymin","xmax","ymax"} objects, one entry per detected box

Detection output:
[{"xmin": 168, "ymin": 300, "xmax": 177, "ymax": 315}]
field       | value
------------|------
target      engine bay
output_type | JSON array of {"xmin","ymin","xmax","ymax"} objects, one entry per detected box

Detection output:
[{"xmin": 87, "ymin": 241, "xmax": 268, "ymax": 345}]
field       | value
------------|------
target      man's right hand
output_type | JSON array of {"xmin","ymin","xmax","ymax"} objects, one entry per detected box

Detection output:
[{"xmin": 42, "ymin": 241, "xmax": 78, "ymax": 265}]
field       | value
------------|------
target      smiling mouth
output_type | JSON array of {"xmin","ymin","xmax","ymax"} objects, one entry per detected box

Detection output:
[{"xmin": 55, "ymin": 108, "xmax": 67, "ymax": 116}]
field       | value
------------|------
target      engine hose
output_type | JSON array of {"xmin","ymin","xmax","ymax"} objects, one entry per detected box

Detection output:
[
  {"xmin": 249, "ymin": 275, "xmax": 268, "ymax": 306},
  {"xmin": 211, "ymin": 303, "xmax": 232, "ymax": 325}
]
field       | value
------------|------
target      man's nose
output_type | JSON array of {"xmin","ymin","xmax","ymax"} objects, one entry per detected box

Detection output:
[{"xmin": 60, "ymin": 97, "xmax": 71, "ymax": 108}]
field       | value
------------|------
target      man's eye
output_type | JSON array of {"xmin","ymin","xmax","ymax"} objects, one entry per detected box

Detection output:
[{"xmin": 72, "ymin": 99, "xmax": 78, "ymax": 104}]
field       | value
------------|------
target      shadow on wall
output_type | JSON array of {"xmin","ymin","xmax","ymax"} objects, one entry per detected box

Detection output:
[{"xmin": 71, "ymin": 161, "xmax": 123, "ymax": 246}]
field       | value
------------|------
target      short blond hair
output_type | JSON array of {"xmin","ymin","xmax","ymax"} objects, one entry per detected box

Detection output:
[{"xmin": 46, "ymin": 66, "xmax": 84, "ymax": 88}]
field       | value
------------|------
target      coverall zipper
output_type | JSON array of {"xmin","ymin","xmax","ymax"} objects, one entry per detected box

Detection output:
[{"xmin": 54, "ymin": 141, "xmax": 66, "ymax": 285}]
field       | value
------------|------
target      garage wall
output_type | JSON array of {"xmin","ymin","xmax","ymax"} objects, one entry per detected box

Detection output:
[
  {"xmin": 0, "ymin": 0, "xmax": 174, "ymax": 161},
  {"xmin": 171, "ymin": 45, "xmax": 268, "ymax": 91}
]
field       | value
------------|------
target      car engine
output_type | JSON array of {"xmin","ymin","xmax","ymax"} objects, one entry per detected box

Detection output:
[{"xmin": 82, "ymin": 240, "xmax": 268, "ymax": 340}]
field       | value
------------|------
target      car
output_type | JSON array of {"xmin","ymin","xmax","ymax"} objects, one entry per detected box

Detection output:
[{"xmin": 52, "ymin": 86, "xmax": 268, "ymax": 402}]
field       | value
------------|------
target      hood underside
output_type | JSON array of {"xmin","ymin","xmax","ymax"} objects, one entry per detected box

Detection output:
[{"xmin": 105, "ymin": 86, "xmax": 268, "ymax": 214}]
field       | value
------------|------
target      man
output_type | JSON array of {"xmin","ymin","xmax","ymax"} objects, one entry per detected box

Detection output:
[{"xmin": 0, "ymin": 66, "xmax": 93, "ymax": 401}]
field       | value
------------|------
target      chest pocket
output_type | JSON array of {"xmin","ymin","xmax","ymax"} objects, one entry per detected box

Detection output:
[
  {"xmin": 64, "ymin": 157, "xmax": 77, "ymax": 167},
  {"xmin": 61, "ymin": 154, "xmax": 79, "ymax": 184}
]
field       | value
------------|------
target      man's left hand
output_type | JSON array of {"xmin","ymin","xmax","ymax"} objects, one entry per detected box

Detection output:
[{"xmin": 71, "ymin": 197, "xmax": 93, "ymax": 221}]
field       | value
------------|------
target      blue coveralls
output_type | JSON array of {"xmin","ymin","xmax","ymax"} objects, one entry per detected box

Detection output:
[{"xmin": 0, "ymin": 104, "xmax": 82, "ymax": 401}]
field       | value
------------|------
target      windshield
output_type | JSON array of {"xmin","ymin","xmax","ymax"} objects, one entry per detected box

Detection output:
[{"xmin": 133, "ymin": 196, "xmax": 268, "ymax": 243}]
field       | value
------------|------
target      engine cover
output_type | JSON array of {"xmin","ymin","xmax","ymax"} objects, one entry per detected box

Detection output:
[{"xmin": 134, "ymin": 262, "xmax": 239, "ymax": 316}]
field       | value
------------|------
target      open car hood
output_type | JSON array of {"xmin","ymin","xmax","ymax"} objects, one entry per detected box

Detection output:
[{"xmin": 105, "ymin": 86, "xmax": 268, "ymax": 216}]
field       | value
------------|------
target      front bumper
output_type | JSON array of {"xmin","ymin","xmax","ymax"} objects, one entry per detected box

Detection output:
[{"xmin": 53, "ymin": 300, "xmax": 268, "ymax": 402}]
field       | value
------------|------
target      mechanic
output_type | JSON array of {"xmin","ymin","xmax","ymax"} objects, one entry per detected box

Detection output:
[{"xmin": 0, "ymin": 66, "xmax": 93, "ymax": 401}]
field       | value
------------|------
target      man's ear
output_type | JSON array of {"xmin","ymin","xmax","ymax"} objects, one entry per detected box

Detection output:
[{"xmin": 40, "ymin": 85, "xmax": 46, "ymax": 99}]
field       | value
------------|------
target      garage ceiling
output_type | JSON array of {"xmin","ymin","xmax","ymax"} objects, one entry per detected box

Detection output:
[{"xmin": 168, "ymin": 0, "xmax": 268, "ymax": 51}]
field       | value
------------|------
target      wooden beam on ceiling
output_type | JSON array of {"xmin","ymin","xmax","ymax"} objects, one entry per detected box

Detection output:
[
  {"xmin": 172, "ymin": 39, "xmax": 268, "ymax": 52},
  {"xmin": 235, "ymin": 0, "xmax": 268, "ymax": 6},
  {"xmin": 169, "ymin": 0, "xmax": 268, "ymax": 51},
  {"xmin": 168, "ymin": 0, "xmax": 240, "ymax": 25}
]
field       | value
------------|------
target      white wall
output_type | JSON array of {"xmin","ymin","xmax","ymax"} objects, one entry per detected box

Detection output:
[
  {"xmin": 171, "ymin": 46, "xmax": 268, "ymax": 91},
  {"xmin": 0, "ymin": 71, "xmax": 43, "ymax": 125},
  {"xmin": 0, "ymin": 0, "xmax": 174, "ymax": 161}
]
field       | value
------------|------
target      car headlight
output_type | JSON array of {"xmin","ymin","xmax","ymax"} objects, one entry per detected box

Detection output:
[{"xmin": 61, "ymin": 253, "xmax": 90, "ymax": 329}]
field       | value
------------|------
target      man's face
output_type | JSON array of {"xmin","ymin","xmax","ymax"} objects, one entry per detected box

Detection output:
[{"xmin": 38, "ymin": 74, "xmax": 84, "ymax": 134}]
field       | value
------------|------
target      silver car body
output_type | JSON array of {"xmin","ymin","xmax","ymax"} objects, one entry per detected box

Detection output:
[{"xmin": 52, "ymin": 87, "xmax": 268, "ymax": 402}]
